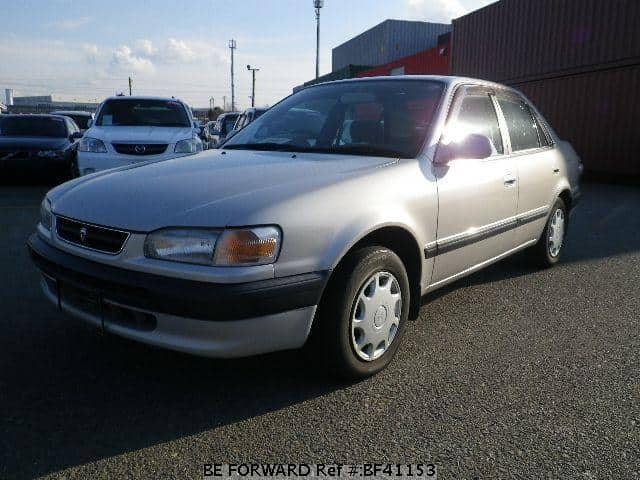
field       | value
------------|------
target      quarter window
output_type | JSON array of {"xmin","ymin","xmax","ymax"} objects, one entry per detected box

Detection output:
[{"xmin": 497, "ymin": 97, "xmax": 540, "ymax": 151}]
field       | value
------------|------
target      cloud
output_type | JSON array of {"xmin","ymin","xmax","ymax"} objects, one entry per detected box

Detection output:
[
  {"xmin": 134, "ymin": 39, "xmax": 157, "ymax": 57},
  {"xmin": 406, "ymin": 0, "xmax": 492, "ymax": 22},
  {"xmin": 163, "ymin": 38, "xmax": 197, "ymax": 63},
  {"xmin": 110, "ymin": 45, "xmax": 155, "ymax": 74},
  {"xmin": 82, "ymin": 43, "xmax": 100, "ymax": 64},
  {"xmin": 49, "ymin": 16, "xmax": 92, "ymax": 30}
]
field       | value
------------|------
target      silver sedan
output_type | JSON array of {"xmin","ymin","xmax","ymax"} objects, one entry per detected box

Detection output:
[{"xmin": 29, "ymin": 76, "xmax": 582, "ymax": 378}]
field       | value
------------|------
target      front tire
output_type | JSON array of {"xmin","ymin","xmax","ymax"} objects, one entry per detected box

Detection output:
[
  {"xmin": 311, "ymin": 246, "xmax": 410, "ymax": 379},
  {"xmin": 529, "ymin": 197, "xmax": 567, "ymax": 268}
]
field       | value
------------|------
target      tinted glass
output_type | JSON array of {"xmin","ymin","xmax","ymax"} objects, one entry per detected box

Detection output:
[
  {"xmin": 67, "ymin": 115, "xmax": 91, "ymax": 129},
  {"xmin": 498, "ymin": 97, "xmax": 540, "ymax": 151},
  {"xmin": 224, "ymin": 80, "xmax": 445, "ymax": 158},
  {"xmin": 451, "ymin": 94, "xmax": 504, "ymax": 155},
  {"xmin": 223, "ymin": 116, "xmax": 237, "ymax": 133},
  {"xmin": 96, "ymin": 99, "xmax": 190, "ymax": 127},
  {"xmin": 0, "ymin": 116, "xmax": 67, "ymax": 137},
  {"xmin": 533, "ymin": 114, "xmax": 551, "ymax": 147}
]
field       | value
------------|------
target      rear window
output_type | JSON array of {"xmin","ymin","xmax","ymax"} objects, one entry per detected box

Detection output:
[
  {"xmin": 223, "ymin": 116, "xmax": 237, "ymax": 133},
  {"xmin": 67, "ymin": 115, "xmax": 91, "ymax": 129},
  {"xmin": 96, "ymin": 99, "xmax": 190, "ymax": 127},
  {"xmin": 0, "ymin": 116, "xmax": 68, "ymax": 137}
]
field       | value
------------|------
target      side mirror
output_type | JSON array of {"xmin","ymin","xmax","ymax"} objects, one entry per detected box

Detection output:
[
  {"xmin": 87, "ymin": 119, "xmax": 93, "ymax": 128},
  {"xmin": 435, "ymin": 133, "xmax": 493, "ymax": 165},
  {"xmin": 70, "ymin": 131, "xmax": 84, "ymax": 141}
]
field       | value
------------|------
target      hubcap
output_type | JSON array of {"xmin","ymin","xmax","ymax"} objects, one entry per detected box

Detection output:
[
  {"xmin": 547, "ymin": 208, "xmax": 565, "ymax": 257},
  {"xmin": 350, "ymin": 271, "xmax": 402, "ymax": 362}
]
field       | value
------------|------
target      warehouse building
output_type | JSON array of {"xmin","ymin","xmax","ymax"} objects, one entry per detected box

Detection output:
[
  {"xmin": 8, "ymin": 94, "xmax": 98, "ymax": 114},
  {"xmin": 451, "ymin": 0, "xmax": 640, "ymax": 177},
  {"xmin": 332, "ymin": 19, "xmax": 451, "ymax": 71},
  {"xmin": 357, "ymin": 32, "xmax": 450, "ymax": 78},
  {"xmin": 294, "ymin": 19, "xmax": 451, "ymax": 92}
]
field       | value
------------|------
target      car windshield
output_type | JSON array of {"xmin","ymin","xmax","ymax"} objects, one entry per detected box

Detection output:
[
  {"xmin": 95, "ymin": 99, "xmax": 190, "ymax": 127},
  {"xmin": 0, "ymin": 116, "xmax": 67, "ymax": 137},
  {"xmin": 223, "ymin": 80, "xmax": 445, "ymax": 158}
]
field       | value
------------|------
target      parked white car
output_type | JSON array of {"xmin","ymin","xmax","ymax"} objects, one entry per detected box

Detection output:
[{"xmin": 76, "ymin": 96, "xmax": 202, "ymax": 176}]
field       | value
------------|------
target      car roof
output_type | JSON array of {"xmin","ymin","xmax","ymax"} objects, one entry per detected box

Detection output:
[
  {"xmin": 102, "ymin": 95, "xmax": 187, "ymax": 103},
  {"xmin": 1, "ymin": 114, "xmax": 70, "ymax": 120},
  {"xmin": 50, "ymin": 110, "xmax": 93, "ymax": 116},
  {"xmin": 306, "ymin": 74, "xmax": 511, "ymax": 92}
]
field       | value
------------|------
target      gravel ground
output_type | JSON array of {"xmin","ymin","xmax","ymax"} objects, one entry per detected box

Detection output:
[{"xmin": 0, "ymin": 182, "xmax": 638, "ymax": 479}]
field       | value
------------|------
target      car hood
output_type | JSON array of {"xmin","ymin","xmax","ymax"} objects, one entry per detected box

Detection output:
[
  {"xmin": 0, "ymin": 137, "xmax": 70, "ymax": 152},
  {"xmin": 86, "ymin": 126, "xmax": 194, "ymax": 144},
  {"xmin": 49, "ymin": 149, "xmax": 398, "ymax": 231}
]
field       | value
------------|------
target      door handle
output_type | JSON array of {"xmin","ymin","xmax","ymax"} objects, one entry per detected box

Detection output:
[
  {"xmin": 504, "ymin": 173, "xmax": 517, "ymax": 186},
  {"xmin": 553, "ymin": 168, "xmax": 560, "ymax": 174}
]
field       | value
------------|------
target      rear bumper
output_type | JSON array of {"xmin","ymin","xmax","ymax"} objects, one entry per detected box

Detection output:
[{"xmin": 28, "ymin": 233, "xmax": 327, "ymax": 357}]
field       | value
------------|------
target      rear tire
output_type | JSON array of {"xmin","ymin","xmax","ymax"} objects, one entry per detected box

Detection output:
[
  {"xmin": 310, "ymin": 246, "xmax": 410, "ymax": 379},
  {"xmin": 528, "ymin": 197, "xmax": 567, "ymax": 268}
]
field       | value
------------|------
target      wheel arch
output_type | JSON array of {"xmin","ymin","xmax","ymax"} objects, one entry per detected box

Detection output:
[{"xmin": 322, "ymin": 224, "xmax": 424, "ymax": 321}]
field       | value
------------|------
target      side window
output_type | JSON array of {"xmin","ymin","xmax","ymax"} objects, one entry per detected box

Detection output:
[
  {"xmin": 497, "ymin": 97, "xmax": 540, "ymax": 151},
  {"xmin": 532, "ymin": 113, "xmax": 551, "ymax": 147},
  {"xmin": 448, "ymin": 93, "xmax": 504, "ymax": 155}
]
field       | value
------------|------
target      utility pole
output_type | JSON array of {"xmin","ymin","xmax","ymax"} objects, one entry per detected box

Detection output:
[
  {"xmin": 228, "ymin": 39, "xmax": 237, "ymax": 111},
  {"xmin": 223, "ymin": 96, "xmax": 227, "ymax": 111},
  {"xmin": 247, "ymin": 65, "xmax": 259, "ymax": 107},
  {"xmin": 314, "ymin": 0, "xmax": 324, "ymax": 78},
  {"xmin": 128, "ymin": 76, "xmax": 133, "ymax": 95}
]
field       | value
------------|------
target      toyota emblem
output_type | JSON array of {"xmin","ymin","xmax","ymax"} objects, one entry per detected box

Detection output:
[
  {"xmin": 79, "ymin": 227, "xmax": 88, "ymax": 243},
  {"xmin": 134, "ymin": 144, "xmax": 146, "ymax": 154}
]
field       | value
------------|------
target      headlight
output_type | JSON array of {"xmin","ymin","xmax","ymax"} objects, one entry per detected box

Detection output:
[
  {"xmin": 144, "ymin": 226, "xmax": 281, "ymax": 266},
  {"xmin": 174, "ymin": 137, "xmax": 203, "ymax": 154},
  {"xmin": 144, "ymin": 229, "xmax": 221, "ymax": 266},
  {"xmin": 78, "ymin": 137, "xmax": 107, "ymax": 153},
  {"xmin": 40, "ymin": 198, "xmax": 53, "ymax": 231},
  {"xmin": 37, "ymin": 150, "xmax": 64, "ymax": 158}
]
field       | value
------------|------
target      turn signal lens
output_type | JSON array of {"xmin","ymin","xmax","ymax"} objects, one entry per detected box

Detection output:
[{"xmin": 214, "ymin": 227, "xmax": 281, "ymax": 266}]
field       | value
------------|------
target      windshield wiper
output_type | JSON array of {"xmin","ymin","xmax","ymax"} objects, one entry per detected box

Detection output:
[{"xmin": 301, "ymin": 144, "xmax": 412, "ymax": 159}]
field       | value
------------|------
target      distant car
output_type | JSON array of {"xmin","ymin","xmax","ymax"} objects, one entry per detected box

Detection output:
[
  {"xmin": 0, "ymin": 114, "xmax": 82, "ymax": 181},
  {"xmin": 50, "ymin": 111, "xmax": 94, "ymax": 133},
  {"xmin": 208, "ymin": 112, "xmax": 239, "ymax": 148},
  {"xmin": 76, "ymin": 96, "xmax": 203, "ymax": 176},
  {"xmin": 28, "ymin": 76, "xmax": 582, "ymax": 379},
  {"xmin": 227, "ymin": 107, "xmax": 268, "ymax": 139}
]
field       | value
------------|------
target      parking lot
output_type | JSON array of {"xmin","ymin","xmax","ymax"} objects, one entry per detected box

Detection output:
[{"xmin": 0, "ymin": 182, "xmax": 638, "ymax": 479}]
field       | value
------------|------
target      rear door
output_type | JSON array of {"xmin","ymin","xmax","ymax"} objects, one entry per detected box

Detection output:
[
  {"xmin": 494, "ymin": 92, "xmax": 558, "ymax": 246},
  {"xmin": 431, "ymin": 85, "xmax": 518, "ymax": 285}
]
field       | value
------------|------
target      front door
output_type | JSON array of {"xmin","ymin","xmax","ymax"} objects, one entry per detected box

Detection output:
[{"xmin": 430, "ymin": 86, "xmax": 518, "ymax": 285}]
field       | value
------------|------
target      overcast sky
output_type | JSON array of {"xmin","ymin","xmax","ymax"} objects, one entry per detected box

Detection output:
[{"xmin": 1, "ymin": 0, "xmax": 494, "ymax": 109}]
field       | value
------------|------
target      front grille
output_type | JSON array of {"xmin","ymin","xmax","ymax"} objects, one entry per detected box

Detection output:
[
  {"xmin": 112, "ymin": 143, "xmax": 168, "ymax": 156},
  {"xmin": 56, "ymin": 216, "xmax": 129, "ymax": 254}
]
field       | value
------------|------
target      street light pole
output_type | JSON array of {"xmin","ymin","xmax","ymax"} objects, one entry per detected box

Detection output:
[
  {"xmin": 314, "ymin": 0, "xmax": 324, "ymax": 79},
  {"xmin": 247, "ymin": 65, "xmax": 259, "ymax": 107},
  {"xmin": 228, "ymin": 39, "xmax": 237, "ymax": 111}
]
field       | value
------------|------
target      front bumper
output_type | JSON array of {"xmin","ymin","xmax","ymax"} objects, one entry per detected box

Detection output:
[{"xmin": 28, "ymin": 233, "xmax": 327, "ymax": 357}]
